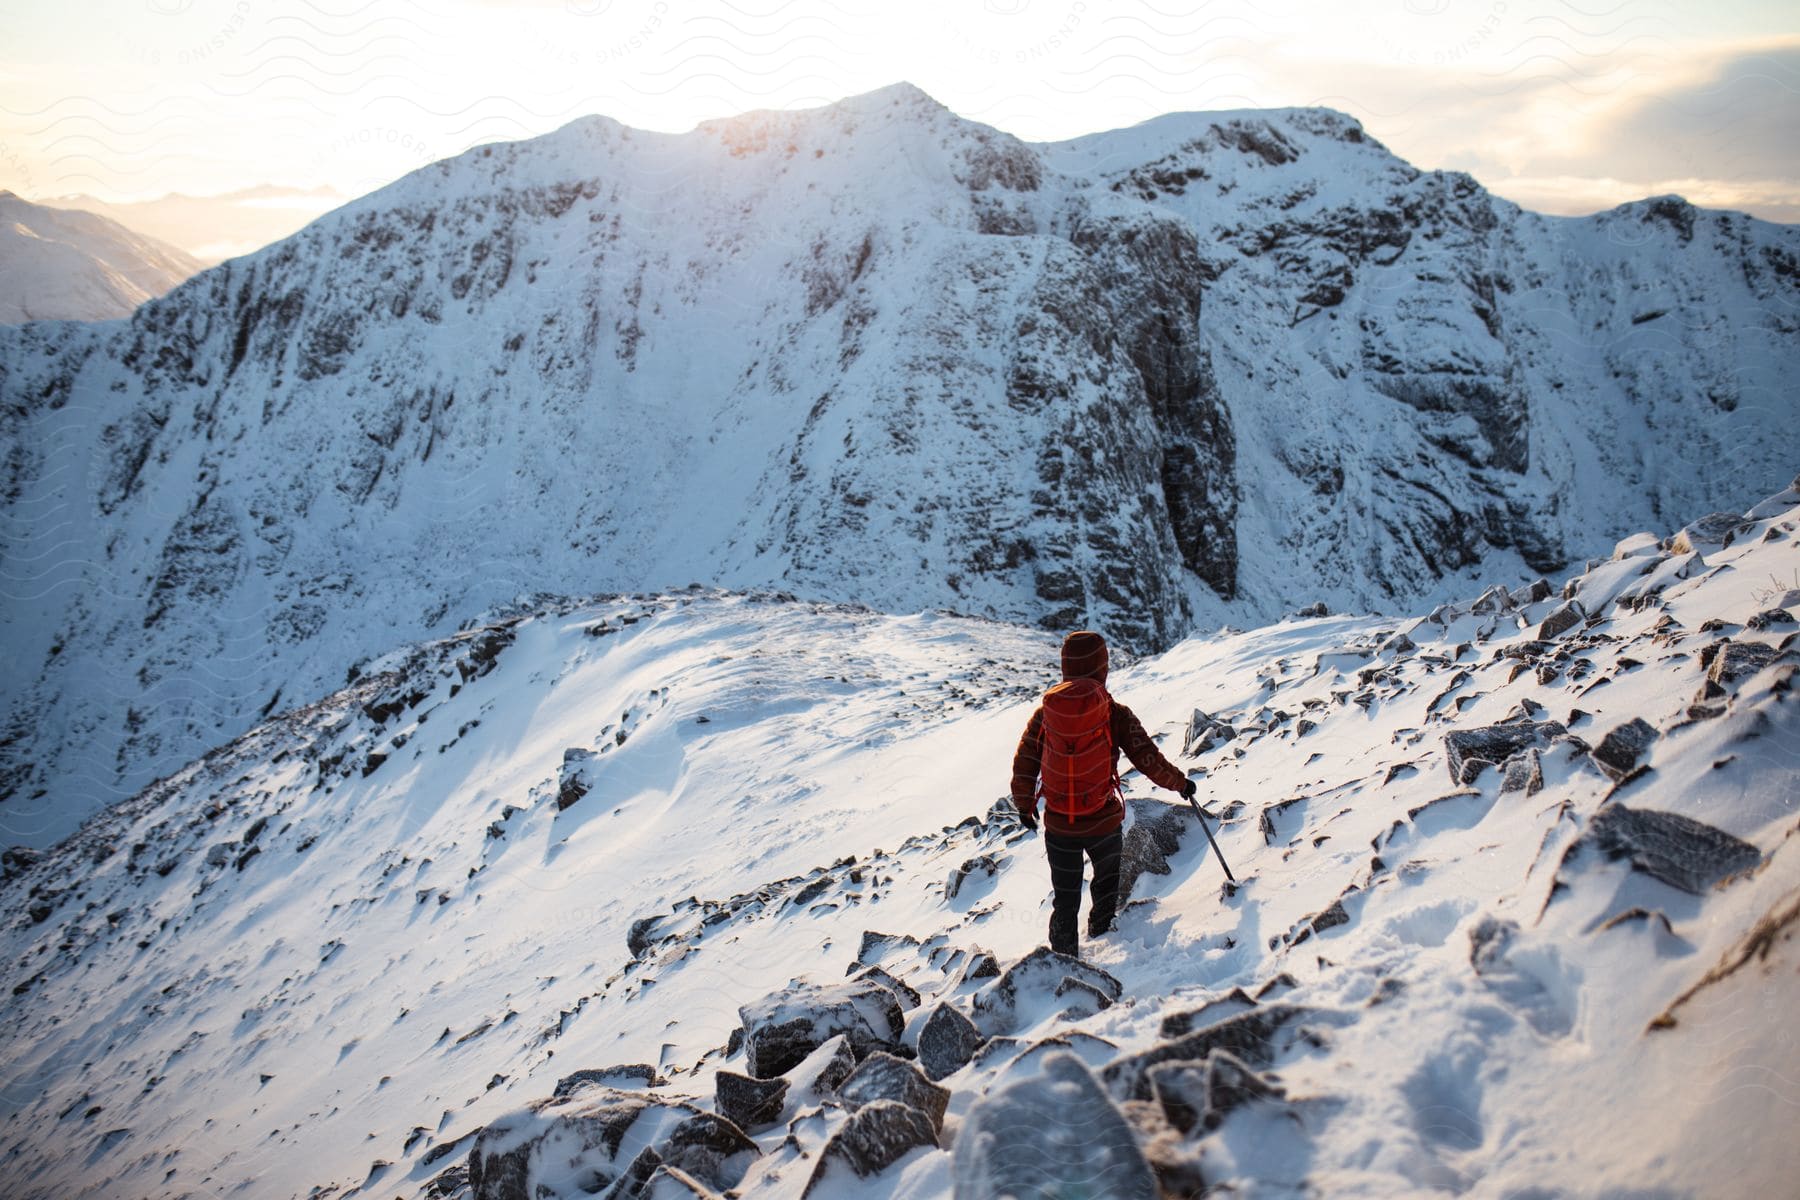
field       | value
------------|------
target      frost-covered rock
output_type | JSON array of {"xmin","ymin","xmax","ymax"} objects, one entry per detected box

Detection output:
[
  {"xmin": 466, "ymin": 1086, "xmax": 755, "ymax": 1200},
  {"xmin": 1537, "ymin": 600, "xmax": 1584, "ymax": 639},
  {"xmin": 736, "ymin": 977, "xmax": 906, "ymax": 1078},
  {"xmin": 835, "ymin": 1050, "xmax": 950, "ymax": 1132},
  {"xmin": 1101, "ymin": 1006, "xmax": 1306, "ymax": 1102},
  {"xmin": 952, "ymin": 1053, "xmax": 1156, "ymax": 1200},
  {"xmin": 1443, "ymin": 718, "xmax": 1568, "ymax": 785},
  {"xmin": 1590, "ymin": 718, "xmax": 1658, "ymax": 781},
  {"xmin": 713, "ymin": 1071, "xmax": 787, "ymax": 1132},
  {"xmin": 1118, "ymin": 797, "xmax": 1195, "ymax": 905},
  {"xmin": 969, "ymin": 948, "xmax": 1123, "ymax": 1037},
  {"xmin": 1669, "ymin": 513, "xmax": 1754, "ymax": 554},
  {"xmin": 1147, "ymin": 1048, "xmax": 1286, "ymax": 1135},
  {"xmin": 802, "ymin": 1099, "xmax": 937, "ymax": 1197},
  {"xmin": 1612, "ymin": 532, "xmax": 1662, "ymax": 560},
  {"xmin": 918, "ymin": 1003, "xmax": 984, "ymax": 1081},
  {"xmin": 557, "ymin": 748, "xmax": 598, "ymax": 811},
  {"xmin": 1568, "ymin": 804, "xmax": 1762, "ymax": 894}
]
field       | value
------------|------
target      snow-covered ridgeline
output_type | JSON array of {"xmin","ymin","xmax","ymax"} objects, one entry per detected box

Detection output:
[
  {"xmin": 0, "ymin": 192, "xmax": 202, "ymax": 323},
  {"xmin": 3, "ymin": 84, "xmax": 1798, "ymax": 844},
  {"xmin": 1, "ymin": 482, "xmax": 1796, "ymax": 1198}
]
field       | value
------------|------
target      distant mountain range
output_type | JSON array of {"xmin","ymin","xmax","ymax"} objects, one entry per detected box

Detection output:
[
  {"xmin": 2, "ymin": 83, "xmax": 1796, "ymax": 844},
  {"xmin": 38, "ymin": 184, "xmax": 345, "ymax": 264},
  {"xmin": 0, "ymin": 192, "xmax": 202, "ymax": 322}
]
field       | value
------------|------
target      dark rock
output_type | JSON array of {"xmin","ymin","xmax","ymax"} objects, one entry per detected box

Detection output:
[
  {"xmin": 787, "ymin": 1034, "xmax": 858, "ymax": 1103},
  {"xmin": 1706, "ymin": 639, "xmax": 1779, "ymax": 690},
  {"xmin": 969, "ymin": 948, "xmax": 1123, "ymax": 1037},
  {"xmin": 848, "ymin": 965, "xmax": 920, "ymax": 1009},
  {"xmin": 1591, "ymin": 717, "xmax": 1658, "ymax": 781},
  {"xmin": 917, "ymin": 1003, "xmax": 984, "ymax": 1081},
  {"xmin": 836, "ymin": 1051, "xmax": 950, "ymax": 1132},
  {"xmin": 1577, "ymin": 803, "xmax": 1761, "ymax": 894},
  {"xmin": 714, "ymin": 1070, "xmax": 787, "ymax": 1131},
  {"xmin": 1147, "ymin": 1048, "xmax": 1284, "ymax": 1135},
  {"xmin": 1746, "ymin": 608, "xmax": 1795, "ymax": 630},
  {"xmin": 736, "ymin": 978, "xmax": 906, "ymax": 1078},
  {"xmin": 953, "ymin": 1053, "xmax": 1155, "ymax": 1199},
  {"xmin": 553, "ymin": 1064, "xmax": 664, "ymax": 1097},
  {"xmin": 1118, "ymin": 797, "xmax": 1195, "ymax": 905},
  {"xmin": 1443, "ymin": 718, "xmax": 1566, "ymax": 784},
  {"xmin": 1182, "ymin": 709, "xmax": 1237, "ymax": 755},
  {"xmin": 803, "ymin": 1099, "xmax": 937, "ymax": 1197},
  {"xmin": 557, "ymin": 748, "xmax": 596, "ymax": 811},
  {"xmin": 1517, "ymin": 578, "xmax": 1553, "ymax": 605},
  {"xmin": 1101, "ymin": 1005, "xmax": 1305, "ymax": 1102},
  {"xmin": 961, "ymin": 948, "xmax": 1001, "ymax": 984},
  {"xmin": 855, "ymin": 929, "xmax": 920, "ymax": 964},
  {"xmin": 1119, "ymin": 1099, "xmax": 1209, "ymax": 1198},
  {"xmin": 651, "ymin": 1111, "xmax": 758, "ymax": 1192},
  {"xmin": 1293, "ymin": 601, "xmax": 1329, "ymax": 619},
  {"xmin": 1538, "ymin": 600, "xmax": 1584, "ymax": 639},
  {"xmin": 946, "ymin": 854, "xmax": 999, "ymax": 900},
  {"xmin": 627, "ymin": 916, "xmax": 664, "ymax": 959},
  {"xmin": 1159, "ymin": 988, "xmax": 1256, "ymax": 1038},
  {"xmin": 1470, "ymin": 585, "xmax": 1514, "ymax": 615},
  {"xmin": 1669, "ymin": 512, "xmax": 1752, "ymax": 554},
  {"xmin": 467, "ymin": 1086, "xmax": 727, "ymax": 1200},
  {"xmin": 1499, "ymin": 749, "xmax": 1544, "ymax": 796}
]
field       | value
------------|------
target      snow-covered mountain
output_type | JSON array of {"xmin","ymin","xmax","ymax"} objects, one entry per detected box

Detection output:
[
  {"xmin": 40, "ymin": 185, "xmax": 345, "ymax": 265},
  {"xmin": 0, "ymin": 192, "xmax": 202, "ymax": 322},
  {"xmin": 2, "ymin": 483, "xmax": 1796, "ymax": 1198},
  {"xmin": 3, "ymin": 84, "xmax": 1798, "ymax": 844}
]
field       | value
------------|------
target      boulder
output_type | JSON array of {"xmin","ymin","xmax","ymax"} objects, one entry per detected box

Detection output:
[
  {"xmin": 713, "ymin": 1070, "xmax": 787, "ymax": 1131},
  {"xmin": 1705, "ymin": 639, "xmax": 1779, "ymax": 688},
  {"xmin": 1443, "ymin": 718, "xmax": 1567, "ymax": 785},
  {"xmin": 836, "ymin": 1051, "xmax": 950, "ymax": 1133},
  {"xmin": 953, "ymin": 1053, "xmax": 1156, "ymax": 1200},
  {"xmin": 1669, "ymin": 513, "xmax": 1753, "ymax": 554},
  {"xmin": 1537, "ymin": 600, "xmax": 1584, "ymax": 639},
  {"xmin": 1182, "ymin": 709, "xmax": 1236, "ymax": 755},
  {"xmin": 946, "ymin": 854, "xmax": 1000, "ymax": 901},
  {"xmin": 917, "ymin": 1003, "xmax": 984, "ymax": 1081},
  {"xmin": 1612, "ymin": 531, "xmax": 1661, "ymax": 560},
  {"xmin": 1101, "ymin": 1006, "xmax": 1305, "ymax": 1103},
  {"xmin": 1118, "ymin": 797, "xmax": 1195, "ymax": 906},
  {"xmin": 1577, "ymin": 803, "xmax": 1761, "ymax": 894},
  {"xmin": 1591, "ymin": 718, "xmax": 1658, "ymax": 781},
  {"xmin": 784, "ymin": 1034, "xmax": 858, "ymax": 1106},
  {"xmin": 847, "ymin": 964, "xmax": 920, "ymax": 1008},
  {"xmin": 1499, "ymin": 749, "xmax": 1544, "ymax": 796},
  {"xmin": 552, "ymin": 1064, "xmax": 663, "ymax": 1097},
  {"xmin": 1470, "ymin": 585, "xmax": 1514, "ymax": 615},
  {"xmin": 1147, "ymin": 1049, "xmax": 1284, "ymax": 1135},
  {"xmin": 969, "ymin": 948, "xmax": 1123, "ymax": 1038},
  {"xmin": 802, "ymin": 1100, "xmax": 938, "ymax": 1197},
  {"xmin": 736, "ymin": 978, "xmax": 905, "ymax": 1078},
  {"xmin": 557, "ymin": 748, "xmax": 597, "ymax": 811},
  {"xmin": 468, "ymin": 1086, "xmax": 754, "ymax": 1200}
]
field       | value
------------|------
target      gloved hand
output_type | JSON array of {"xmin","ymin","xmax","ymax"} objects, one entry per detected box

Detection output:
[
  {"xmin": 1182, "ymin": 778, "xmax": 1198, "ymax": 800},
  {"xmin": 1016, "ymin": 805, "xmax": 1039, "ymax": 832}
]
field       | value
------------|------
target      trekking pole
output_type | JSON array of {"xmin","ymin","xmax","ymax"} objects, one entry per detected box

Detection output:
[{"xmin": 1183, "ymin": 782, "xmax": 1236, "ymax": 884}]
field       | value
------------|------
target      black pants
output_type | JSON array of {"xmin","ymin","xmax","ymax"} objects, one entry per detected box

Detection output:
[{"xmin": 1044, "ymin": 827, "xmax": 1123, "ymax": 958}]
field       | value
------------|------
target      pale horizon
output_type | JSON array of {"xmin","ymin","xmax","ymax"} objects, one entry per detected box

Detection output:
[{"xmin": 2, "ymin": 0, "xmax": 1797, "ymax": 260}]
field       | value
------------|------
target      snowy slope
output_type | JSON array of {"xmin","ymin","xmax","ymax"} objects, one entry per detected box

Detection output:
[
  {"xmin": 2, "ymin": 484, "xmax": 1796, "ymax": 1198},
  {"xmin": 3, "ymin": 85, "xmax": 1798, "ymax": 845},
  {"xmin": 0, "ymin": 192, "xmax": 202, "ymax": 322}
]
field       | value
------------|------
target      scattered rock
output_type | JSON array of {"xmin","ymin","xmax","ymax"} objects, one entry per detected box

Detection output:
[
  {"xmin": 736, "ymin": 978, "xmax": 906, "ymax": 1078},
  {"xmin": 1746, "ymin": 608, "xmax": 1795, "ymax": 631},
  {"xmin": 946, "ymin": 854, "xmax": 999, "ymax": 900},
  {"xmin": 557, "ymin": 748, "xmax": 596, "ymax": 811},
  {"xmin": 1669, "ymin": 513, "xmax": 1752, "ymax": 554},
  {"xmin": 714, "ymin": 1070, "xmax": 787, "ymax": 1131},
  {"xmin": 1705, "ymin": 640, "xmax": 1777, "ymax": 688},
  {"xmin": 1470, "ymin": 584, "xmax": 1514, "ymax": 615},
  {"xmin": 917, "ymin": 1003, "xmax": 984, "ymax": 1081},
  {"xmin": 1538, "ymin": 601, "xmax": 1584, "ymax": 639},
  {"xmin": 1118, "ymin": 798, "xmax": 1195, "ymax": 905},
  {"xmin": 803, "ymin": 1100, "xmax": 937, "ymax": 1197},
  {"xmin": 836, "ymin": 1051, "xmax": 950, "ymax": 1132},
  {"xmin": 1499, "ymin": 749, "xmax": 1544, "ymax": 796},
  {"xmin": 1443, "ymin": 718, "xmax": 1567, "ymax": 785},
  {"xmin": 1575, "ymin": 803, "xmax": 1762, "ymax": 894},
  {"xmin": 1612, "ymin": 531, "xmax": 1661, "ymax": 560},
  {"xmin": 552, "ymin": 1064, "xmax": 663, "ymax": 1097},
  {"xmin": 1159, "ymin": 989, "xmax": 1257, "ymax": 1038},
  {"xmin": 969, "ymin": 948, "xmax": 1123, "ymax": 1037},
  {"xmin": 1591, "ymin": 718, "xmax": 1658, "ymax": 781},
  {"xmin": 953, "ymin": 1054, "xmax": 1156, "ymax": 1200},
  {"xmin": 1101, "ymin": 1006, "xmax": 1305, "ymax": 1102},
  {"xmin": 961, "ymin": 948, "xmax": 1001, "ymax": 984},
  {"xmin": 847, "ymin": 964, "xmax": 920, "ymax": 1009},
  {"xmin": 1148, "ymin": 1048, "xmax": 1285, "ymax": 1135}
]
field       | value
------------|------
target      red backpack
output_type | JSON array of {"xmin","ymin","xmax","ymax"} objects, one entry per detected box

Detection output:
[{"xmin": 1038, "ymin": 677, "xmax": 1120, "ymax": 817}]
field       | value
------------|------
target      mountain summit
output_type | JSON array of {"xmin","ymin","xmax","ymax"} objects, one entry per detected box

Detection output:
[{"xmin": 2, "ymin": 84, "xmax": 1797, "ymax": 842}]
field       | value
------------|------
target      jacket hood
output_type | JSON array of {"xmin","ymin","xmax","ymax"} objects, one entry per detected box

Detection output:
[{"xmin": 1060, "ymin": 630, "xmax": 1109, "ymax": 682}]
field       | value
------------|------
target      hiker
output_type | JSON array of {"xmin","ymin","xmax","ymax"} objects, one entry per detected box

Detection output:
[{"xmin": 1009, "ymin": 629, "xmax": 1195, "ymax": 958}]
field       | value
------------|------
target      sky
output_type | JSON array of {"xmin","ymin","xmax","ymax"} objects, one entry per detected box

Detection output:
[{"xmin": 1, "ymin": 0, "xmax": 1796, "ymax": 255}]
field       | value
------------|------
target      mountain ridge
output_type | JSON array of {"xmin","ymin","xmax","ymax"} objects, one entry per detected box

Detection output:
[{"xmin": 2, "ymin": 83, "xmax": 1797, "ymax": 844}]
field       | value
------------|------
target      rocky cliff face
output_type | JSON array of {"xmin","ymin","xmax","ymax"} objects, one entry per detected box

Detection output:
[{"xmin": 2, "ymin": 84, "xmax": 1796, "ymax": 842}]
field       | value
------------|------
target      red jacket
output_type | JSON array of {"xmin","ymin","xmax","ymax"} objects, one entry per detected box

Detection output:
[{"xmin": 1010, "ymin": 695, "xmax": 1187, "ymax": 837}]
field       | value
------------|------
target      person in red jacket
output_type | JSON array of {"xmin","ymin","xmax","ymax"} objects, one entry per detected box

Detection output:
[{"xmin": 1010, "ymin": 629, "xmax": 1195, "ymax": 958}]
